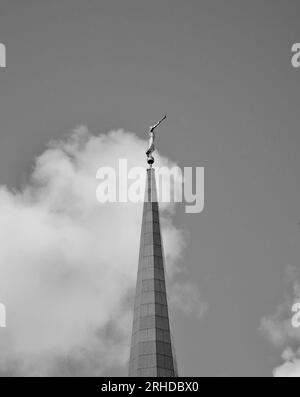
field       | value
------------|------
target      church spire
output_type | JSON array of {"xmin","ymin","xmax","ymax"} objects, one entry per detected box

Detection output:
[{"xmin": 128, "ymin": 164, "xmax": 178, "ymax": 377}]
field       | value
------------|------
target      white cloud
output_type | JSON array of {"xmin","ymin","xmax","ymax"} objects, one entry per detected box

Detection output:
[
  {"xmin": 169, "ymin": 282, "xmax": 208, "ymax": 319},
  {"xmin": 260, "ymin": 265, "xmax": 300, "ymax": 377},
  {"xmin": 0, "ymin": 127, "xmax": 205, "ymax": 376},
  {"xmin": 273, "ymin": 347, "xmax": 300, "ymax": 377}
]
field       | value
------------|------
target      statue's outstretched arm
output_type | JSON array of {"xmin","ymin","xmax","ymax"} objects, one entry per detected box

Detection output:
[{"xmin": 150, "ymin": 114, "xmax": 167, "ymax": 132}]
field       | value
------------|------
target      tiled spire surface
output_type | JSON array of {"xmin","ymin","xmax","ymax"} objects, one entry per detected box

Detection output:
[{"xmin": 129, "ymin": 168, "xmax": 178, "ymax": 377}]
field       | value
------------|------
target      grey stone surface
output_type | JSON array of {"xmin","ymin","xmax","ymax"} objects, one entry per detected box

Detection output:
[{"xmin": 129, "ymin": 168, "xmax": 178, "ymax": 377}]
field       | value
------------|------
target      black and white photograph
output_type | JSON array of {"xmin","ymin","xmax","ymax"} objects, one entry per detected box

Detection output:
[{"xmin": 0, "ymin": 0, "xmax": 300, "ymax": 385}]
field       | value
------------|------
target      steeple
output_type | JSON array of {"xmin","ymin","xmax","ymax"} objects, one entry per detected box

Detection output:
[{"xmin": 128, "ymin": 166, "xmax": 178, "ymax": 377}]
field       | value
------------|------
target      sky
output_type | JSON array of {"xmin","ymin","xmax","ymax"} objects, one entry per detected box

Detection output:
[{"xmin": 0, "ymin": 0, "xmax": 300, "ymax": 376}]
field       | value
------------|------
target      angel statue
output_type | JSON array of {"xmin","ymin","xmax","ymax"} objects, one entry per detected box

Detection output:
[{"xmin": 145, "ymin": 114, "xmax": 167, "ymax": 164}]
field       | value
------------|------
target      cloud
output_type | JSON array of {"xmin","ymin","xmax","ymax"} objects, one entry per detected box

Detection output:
[
  {"xmin": 260, "ymin": 265, "xmax": 300, "ymax": 377},
  {"xmin": 0, "ymin": 126, "xmax": 205, "ymax": 376},
  {"xmin": 272, "ymin": 347, "xmax": 300, "ymax": 377},
  {"xmin": 169, "ymin": 282, "xmax": 208, "ymax": 319}
]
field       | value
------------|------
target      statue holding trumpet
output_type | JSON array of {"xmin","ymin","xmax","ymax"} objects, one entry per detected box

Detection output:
[{"xmin": 145, "ymin": 114, "xmax": 167, "ymax": 166}]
